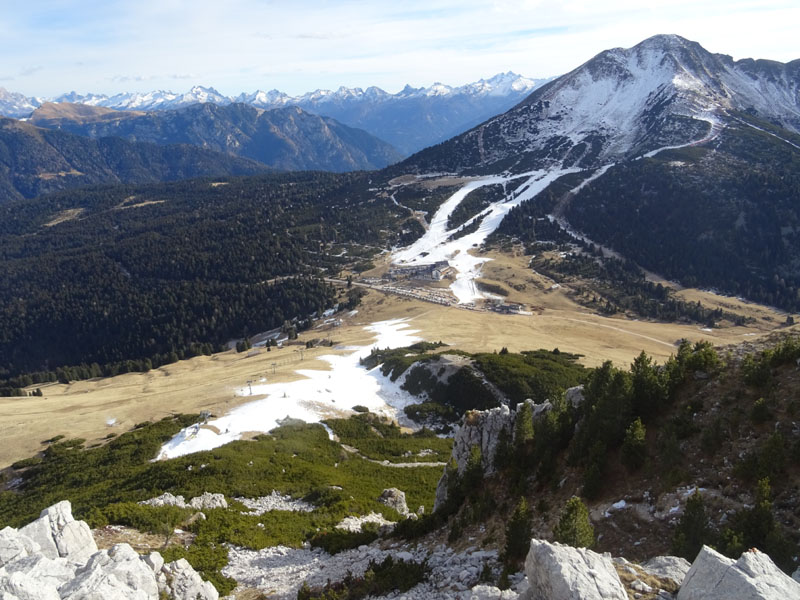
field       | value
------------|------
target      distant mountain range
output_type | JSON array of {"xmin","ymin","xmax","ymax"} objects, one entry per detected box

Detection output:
[
  {"xmin": 0, "ymin": 73, "xmax": 548, "ymax": 155},
  {"xmin": 0, "ymin": 117, "xmax": 268, "ymax": 202},
  {"xmin": 29, "ymin": 102, "xmax": 402, "ymax": 172}
]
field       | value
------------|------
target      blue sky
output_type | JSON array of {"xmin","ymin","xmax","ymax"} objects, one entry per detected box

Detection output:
[{"xmin": 2, "ymin": 0, "xmax": 798, "ymax": 97}]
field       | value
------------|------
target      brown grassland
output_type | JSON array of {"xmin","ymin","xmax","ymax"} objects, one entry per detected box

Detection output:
[{"xmin": 1, "ymin": 246, "xmax": 789, "ymax": 469}]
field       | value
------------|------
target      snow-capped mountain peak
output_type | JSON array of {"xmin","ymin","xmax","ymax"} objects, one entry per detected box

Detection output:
[{"xmin": 405, "ymin": 34, "xmax": 800, "ymax": 174}]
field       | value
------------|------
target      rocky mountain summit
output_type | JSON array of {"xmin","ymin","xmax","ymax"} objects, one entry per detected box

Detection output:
[
  {"xmin": 0, "ymin": 500, "xmax": 217, "ymax": 599},
  {"xmin": 402, "ymin": 34, "xmax": 799, "ymax": 174}
]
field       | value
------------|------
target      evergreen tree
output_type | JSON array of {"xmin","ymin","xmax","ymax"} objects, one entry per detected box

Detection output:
[
  {"xmin": 621, "ymin": 418, "xmax": 647, "ymax": 471},
  {"xmin": 672, "ymin": 491, "xmax": 711, "ymax": 561},
  {"xmin": 553, "ymin": 496, "xmax": 594, "ymax": 548},
  {"xmin": 514, "ymin": 401, "xmax": 534, "ymax": 448},
  {"xmin": 504, "ymin": 497, "xmax": 532, "ymax": 566}
]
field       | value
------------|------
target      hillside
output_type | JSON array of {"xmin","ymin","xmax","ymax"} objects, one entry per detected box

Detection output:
[
  {"xmin": 0, "ymin": 118, "xmax": 268, "ymax": 202},
  {"xmin": 0, "ymin": 171, "xmax": 418, "ymax": 380},
  {"xmin": 29, "ymin": 102, "xmax": 403, "ymax": 172}
]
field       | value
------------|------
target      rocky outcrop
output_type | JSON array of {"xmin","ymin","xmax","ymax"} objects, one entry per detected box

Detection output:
[
  {"xmin": 17, "ymin": 502, "xmax": 96, "ymax": 564},
  {"xmin": 434, "ymin": 404, "xmax": 514, "ymax": 511},
  {"xmin": 678, "ymin": 545, "xmax": 800, "ymax": 600},
  {"xmin": 0, "ymin": 501, "xmax": 218, "ymax": 600},
  {"xmin": 159, "ymin": 558, "xmax": 219, "ymax": 600},
  {"xmin": 140, "ymin": 492, "xmax": 227, "ymax": 510},
  {"xmin": 378, "ymin": 488, "xmax": 409, "ymax": 516},
  {"xmin": 434, "ymin": 394, "xmax": 583, "ymax": 511},
  {"xmin": 468, "ymin": 584, "xmax": 520, "ymax": 599},
  {"xmin": 59, "ymin": 543, "xmax": 158, "ymax": 599},
  {"xmin": 235, "ymin": 492, "xmax": 314, "ymax": 515},
  {"xmin": 524, "ymin": 539, "xmax": 628, "ymax": 600}
]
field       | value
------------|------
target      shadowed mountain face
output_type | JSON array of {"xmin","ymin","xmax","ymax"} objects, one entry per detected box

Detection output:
[
  {"xmin": 0, "ymin": 118, "xmax": 268, "ymax": 202},
  {"xmin": 29, "ymin": 103, "xmax": 403, "ymax": 172},
  {"xmin": 398, "ymin": 34, "xmax": 800, "ymax": 175}
]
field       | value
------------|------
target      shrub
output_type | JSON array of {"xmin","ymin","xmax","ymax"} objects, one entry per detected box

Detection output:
[
  {"xmin": 297, "ymin": 555, "xmax": 427, "ymax": 600},
  {"xmin": 309, "ymin": 528, "xmax": 379, "ymax": 555}
]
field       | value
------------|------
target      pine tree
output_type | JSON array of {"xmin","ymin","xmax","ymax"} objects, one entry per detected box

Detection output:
[
  {"xmin": 672, "ymin": 490, "xmax": 710, "ymax": 561},
  {"xmin": 553, "ymin": 496, "xmax": 594, "ymax": 548},
  {"xmin": 621, "ymin": 417, "xmax": 647, "ymax": 471},
  {"xmin": 504, "ymin": 497, "xmax": 532, "ymax": 566}
]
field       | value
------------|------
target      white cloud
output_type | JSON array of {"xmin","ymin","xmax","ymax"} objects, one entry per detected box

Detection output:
[{"xmin": 1, "ymin": 0, "xmax": 798, "ymax": 97}]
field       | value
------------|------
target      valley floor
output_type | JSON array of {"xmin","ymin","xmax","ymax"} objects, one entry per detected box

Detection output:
[{"xmin": 2, "ymin": 272, "xmax": 787, "ymax": 469}]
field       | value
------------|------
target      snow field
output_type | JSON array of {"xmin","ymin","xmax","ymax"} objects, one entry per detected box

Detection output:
[
  {"xmin": 157, "ymin": 319, "xmax": 423, "ymax": 460},
  {"xmin": 393, "ymin": 169, "xmax": 579, "ymax": 304}
]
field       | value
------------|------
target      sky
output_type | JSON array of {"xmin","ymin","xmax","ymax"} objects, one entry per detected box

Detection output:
[{"xmin": 1, "ymin": 0, "xmax": 798, "ymax": 98}]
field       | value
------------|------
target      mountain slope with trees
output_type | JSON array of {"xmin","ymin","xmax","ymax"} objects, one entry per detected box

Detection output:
[
  {"xmin": 0, "ymin": 117, "xmax": 268, "ymax": 202},
  {"xmin": 29, "ymin": 102, "xmax": 403, "ymax": 172}
]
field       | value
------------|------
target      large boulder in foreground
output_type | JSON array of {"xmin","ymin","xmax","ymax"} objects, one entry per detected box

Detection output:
[
  {"xmin": 525, "ymin": 539, "xmax": 627, "ymax": 600},
  {"xmin": 678, "ymin": 545, "xmax": 800, "ymax": 600},
  {"xmin": 18, "ymin": 501, "xmax": 97, "ymax": 564},
  {"xmin": 0, "ymin": 501, "xmax": 218, "ymax": 600}
]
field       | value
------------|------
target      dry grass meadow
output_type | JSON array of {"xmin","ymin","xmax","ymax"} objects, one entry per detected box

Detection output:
[{"xmin": 2, "ymin": 246, "xmax": 791, "ymax": 468}]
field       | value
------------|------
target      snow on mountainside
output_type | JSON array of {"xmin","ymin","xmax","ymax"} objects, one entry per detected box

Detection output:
[
  {"xmin": 401, "ymin": 34, "xmax": 800, "ymax": 175},
  {"xmin": 0, "ymin": 73, "xmax": 545, "ymax": 114},
  {"xmin": 0, "ymin": 87, "xmax": 42, "ymax": 118},
  {"xmin": 0, "ymin": 74, "xmax": 547, "ymax": 155}
]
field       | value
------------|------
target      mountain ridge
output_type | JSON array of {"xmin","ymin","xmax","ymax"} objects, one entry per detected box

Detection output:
[
  {"xmin": 0, "ymin": 73, "xmax": 548, "ymax": 155},
  {"xmin": 29, "ymin": 102, "xmax": 403, "ymax": 172},
  {"xmin": 0, "ymin": 117, "xmax": 269, "ymax": 202},
  {"xmin": 398, "ymin": 34, "xmax": 800, "ymax": 175}
]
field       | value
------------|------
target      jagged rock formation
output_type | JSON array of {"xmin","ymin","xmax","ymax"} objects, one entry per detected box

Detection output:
[
  {"xmin": 0, "ymin": 501, "xmax": 217, "ymax": 600},
  {"xmin": 434, "ymin": 404, "xmax": 514, "ymax": 511},
  {"xmin": 434, "ymin": 389, "xmax": 585, "ymax": 511},
  {"xmin": 525, "ymin": 539, "xmax": 628, "ymax": 600},
  {"xmin": 677, "ymin": 545, "xmax": 800, "ymax": 600}
]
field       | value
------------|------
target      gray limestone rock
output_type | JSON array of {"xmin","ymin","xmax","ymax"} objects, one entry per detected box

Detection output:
[
  {"xmin": 58, "ymin": 543, "xmax": 159, "ymax": 600},
  {"xmin": 161, "ymin": 558, "xmax": 219, "ymax": 600},
  {"xmin": 0, "ymin": 529, "xmax": 39, "ymax": 568},
  {"xmin": 469, "ymin": 584, "xmax": 520, "ymax": 599},
  {"xmin": 565, "ymin": 385, "xmax": 585, "ymax": 409},
  {"xmin": 525, "ymin": 539, "xmax": 628, "ymax": 600},
  {"xmin": 188, "ymin": 492, "xmax": 228, "ymax": 510},
  {"xmin": 378, "ymin": 488, "xmax": 409, "ymax": 516},
  {"xmin": 434, "ymin": 404, "xmax": 514, "ymax": 511},
  {"xmin": 641, "ymin": 555, "xmax": 691, "ymax": 587},
  {"xmin": 18, "ymin": 501, "xmax": 96, "ymax": 563},
  {"xmin": 678, "ymin": 545, "xmax": 800, "ymax": 600}
]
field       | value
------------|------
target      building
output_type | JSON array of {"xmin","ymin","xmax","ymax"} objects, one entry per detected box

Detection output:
[{"xmin": 388, "ymin": 261, "xmax": 452, "ymax": 281}]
